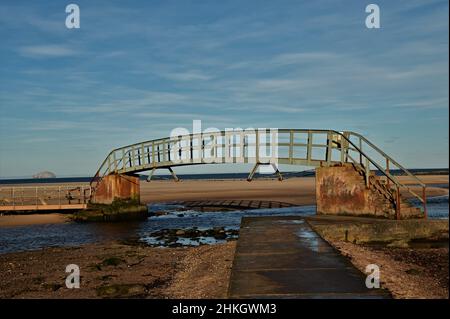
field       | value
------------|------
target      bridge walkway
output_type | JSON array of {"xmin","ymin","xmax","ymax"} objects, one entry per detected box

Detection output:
[{"xmin": 228, "ymin": 216, "xmax": 391, "ymax": 298}]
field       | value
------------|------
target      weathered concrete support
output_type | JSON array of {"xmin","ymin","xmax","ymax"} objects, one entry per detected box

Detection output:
[
  {"xmin": 316, "ymin": 164, "xmax": 395, "ymax": 218},
  {"xmin": 91, "ymin": 173, "xmax": 140, "ymax": 204}
]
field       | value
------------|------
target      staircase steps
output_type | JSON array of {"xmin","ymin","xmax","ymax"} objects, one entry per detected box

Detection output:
[{"xmin": 349, "ymin": 163, "xmax": 424, "ymax": 219}]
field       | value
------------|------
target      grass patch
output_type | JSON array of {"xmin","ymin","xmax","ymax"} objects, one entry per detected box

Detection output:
[
  {"xmin": 101, "ymin": 257, "xmax": 125, "ymax": 267},
  {"xmin": 32, "ymin": 276, "xmax": 45, "ymax": 285},
  {"xmin": 69, "ymin": 198, "xmax": 148, "ymax": 222},
  {"xmin": 42, "ymin": 283, "xmax": 63, "ymax": 291},
  {"xmin": 87, "ymin": 197, "xmax": 141, "ymax": 213},
  {"xmin": 96, "ymin": 284, "xmax": 146, "ymax": 298},
  {"xmin": 405, "ymin": 268, "xmax": 422, "ymax": 275},
  {"xmin": 98, "ymin": 274, "xmax": 116, "ymax": 281}
]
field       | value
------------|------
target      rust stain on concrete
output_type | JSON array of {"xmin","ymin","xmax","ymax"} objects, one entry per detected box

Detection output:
[{"xmin": 93, "ymin": 174, "xmax": 140, "ymax": 204}]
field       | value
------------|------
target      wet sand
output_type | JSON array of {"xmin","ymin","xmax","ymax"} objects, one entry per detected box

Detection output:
[
  {"xmin": 0, "ymin": 214, "xmax": 68, "ymax": 227},
  {"xmin": 141, "ymin": 177, "xmax": 317, "ymax": 205},
  {"xmin": 141, "ymin": 175, "xmax": 448, "ymax": 204},
  {"xmin": 1, "ymin": 175, "xmax": 448, "ymax": 228}
]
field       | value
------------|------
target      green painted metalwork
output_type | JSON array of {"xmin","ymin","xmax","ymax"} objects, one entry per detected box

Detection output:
[{"xmin": 90, "ymin": 129, "xmax": 427, "ymax": 216}]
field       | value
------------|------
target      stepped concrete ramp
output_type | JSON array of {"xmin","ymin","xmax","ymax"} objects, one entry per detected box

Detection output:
[{"xmin": 228, "ymin": 216, "xmax": 391, "ymax": 299}]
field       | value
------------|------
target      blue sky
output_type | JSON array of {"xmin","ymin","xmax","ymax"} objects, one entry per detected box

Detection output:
[{"xmin": 0, "ymin": 0, "xmax": 448, "ymax": 178}]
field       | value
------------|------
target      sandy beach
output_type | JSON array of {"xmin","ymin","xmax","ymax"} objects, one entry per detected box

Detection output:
[
  {"xmin": 141, "ymin": 175, "xmax": 448, "ymax": 204},
  {"xmin": 0, "ymin": 214, "xmax": 68, "ymax": 227}
]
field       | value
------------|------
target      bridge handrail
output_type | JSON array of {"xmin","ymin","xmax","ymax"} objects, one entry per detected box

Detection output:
[
  {"xmin": 89, "ymin": 129, "xmax": 332, "ymax": 188},
  {"xmin": 346, "ymin": 131, "xmax": 426, "ymax": 187},
  {"xmin": 275, "ymin": 129, "xmax": 422, "ymax": 191},
  {"xmin": 0, "ymin": 184, "xmax": 91, "ymax": 208},
  {"xmin": 337, "ymin": 130, "xmax": 427, "ymax": 216}
]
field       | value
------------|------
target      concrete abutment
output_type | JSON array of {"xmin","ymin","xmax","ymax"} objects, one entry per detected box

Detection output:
[
  {"xmin": 91, "ymin": 173, "xmax": 140, "ymax": 204},
  {"xmin": 315, "ymin": 163, "xmax": 423, "ymax": 219}
]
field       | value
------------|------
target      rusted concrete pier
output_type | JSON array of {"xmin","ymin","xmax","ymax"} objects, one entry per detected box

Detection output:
[
  {"xmin": 91, "ymin": 173, "xmax": 140, "ymax": 204},
  {"xmin": 316, "ymin": 163, "xmax": 423, "ymax": 219}
]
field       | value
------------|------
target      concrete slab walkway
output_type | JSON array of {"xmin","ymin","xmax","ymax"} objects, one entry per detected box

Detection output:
[{"xmin": 228, "ymin": 216, "xmax": 391, "ymax": 298}]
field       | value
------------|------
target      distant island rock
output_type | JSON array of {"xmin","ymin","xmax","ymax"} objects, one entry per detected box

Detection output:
[{"xmin": 32, "ymin": 171, "xmax": 56, "ymax": 179}]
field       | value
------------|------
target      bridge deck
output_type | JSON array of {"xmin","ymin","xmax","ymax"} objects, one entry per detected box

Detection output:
[
  {"xmin": 0, "ymin": 204, "xmax": 87, "ymax": 211},
  {"xmin": 228, "ymin": 216, "xmax": 390, "ymax": 298}
]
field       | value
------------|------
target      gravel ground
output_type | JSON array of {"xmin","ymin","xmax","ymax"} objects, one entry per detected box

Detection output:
[
  {"xmin": 328, "ymin": 240, "xmax": 448, "ymax": 299},
  {"xmin": 0, "ymin": 241, "xmax": 236, "ymax": 299}
]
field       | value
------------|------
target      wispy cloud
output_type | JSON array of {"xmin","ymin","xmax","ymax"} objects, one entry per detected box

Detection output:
[
  {"xmin": 18, "ymin": 45, "xmax": 80, "ymax": 58},
  {"xmin": 162, "ymin": 70, "xmax": 213, "ymax": 81}
]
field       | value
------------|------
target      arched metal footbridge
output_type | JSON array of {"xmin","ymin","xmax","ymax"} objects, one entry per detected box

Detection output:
[
  {"xmin": 89, "ymin": 129, "xmax": 427, "ymax": 218},
  {"xmin": 0, "ymin": 129, "xmax": 427, "ymax": 218}
]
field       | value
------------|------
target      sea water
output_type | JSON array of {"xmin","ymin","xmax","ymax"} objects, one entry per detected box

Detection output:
[{"xmin": 0, "ymin": 195, "xmax": 447, "ymax": 254}]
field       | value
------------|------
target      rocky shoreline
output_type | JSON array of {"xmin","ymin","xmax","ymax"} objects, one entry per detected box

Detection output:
[{"xmin": 139, "ymin": 227, "xmax": 239, "ymax": 247}]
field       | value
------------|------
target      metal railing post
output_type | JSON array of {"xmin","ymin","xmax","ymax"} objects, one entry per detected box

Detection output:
[
  {"xmin": 343, "ymin": 131, "xmax": 350, "ymax": 163},
  {"xmin": 423, "ymin": 186, "xmax": 427, "ymax": 219},
  {"xmin": 240, "ymin": 130, "xmax": 245, "ymax": 163},
  {"xmin": 163, "ymin": 140, "xmax": 167, "ymax": 162},
  {"xmin": 289, "ymin": 130, "xmax": 293, "ymax": 164},
  {"xmin": 307, "ymin": 131, "xmax": 312, "ymax": 164},
  {"xmin": 113, "ymin": 152, "xmax": 118, "ymax": 172},
  {"xmin": 152, "ymin": 142, "xmax": 155, "ymax": 166},
  {"xmin": 365, "ymin": 157, "xmax": 370, "ymax": 188},
  {"xmin": 326, "ymin": 131, "xmax": 332, "ymax": 164},
  {"xmin": 256, "ymin": 130, "xmax": 260, "ymax": 163},
  {"xmin": 386, "ymin": 158, "xmax": 390, "ymax": 189},
  {"xmin": 359, "ymin": 137, "xmax": 363, "ymax": 165},
  {"xmin": 107, "ymin": 155, "xmax": 111, "ymax": 174}
]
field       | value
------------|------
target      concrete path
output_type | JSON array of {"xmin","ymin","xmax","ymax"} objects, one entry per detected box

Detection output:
[{"xmin": 228, "ymin": 216, "xmax": 390, "ymax": 298}]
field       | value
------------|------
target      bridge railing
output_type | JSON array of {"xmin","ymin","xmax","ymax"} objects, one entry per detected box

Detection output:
[
  {"xmin": 0, "ymin": 184, "xmax": 91, "ymax": 211},
  {"xmin": 90, "ymin": 129, "xmax": 426, "ymax": 217},
  {"xmin": 344, "ymin": 132, "xmax": 427, "ymax": 217}
]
